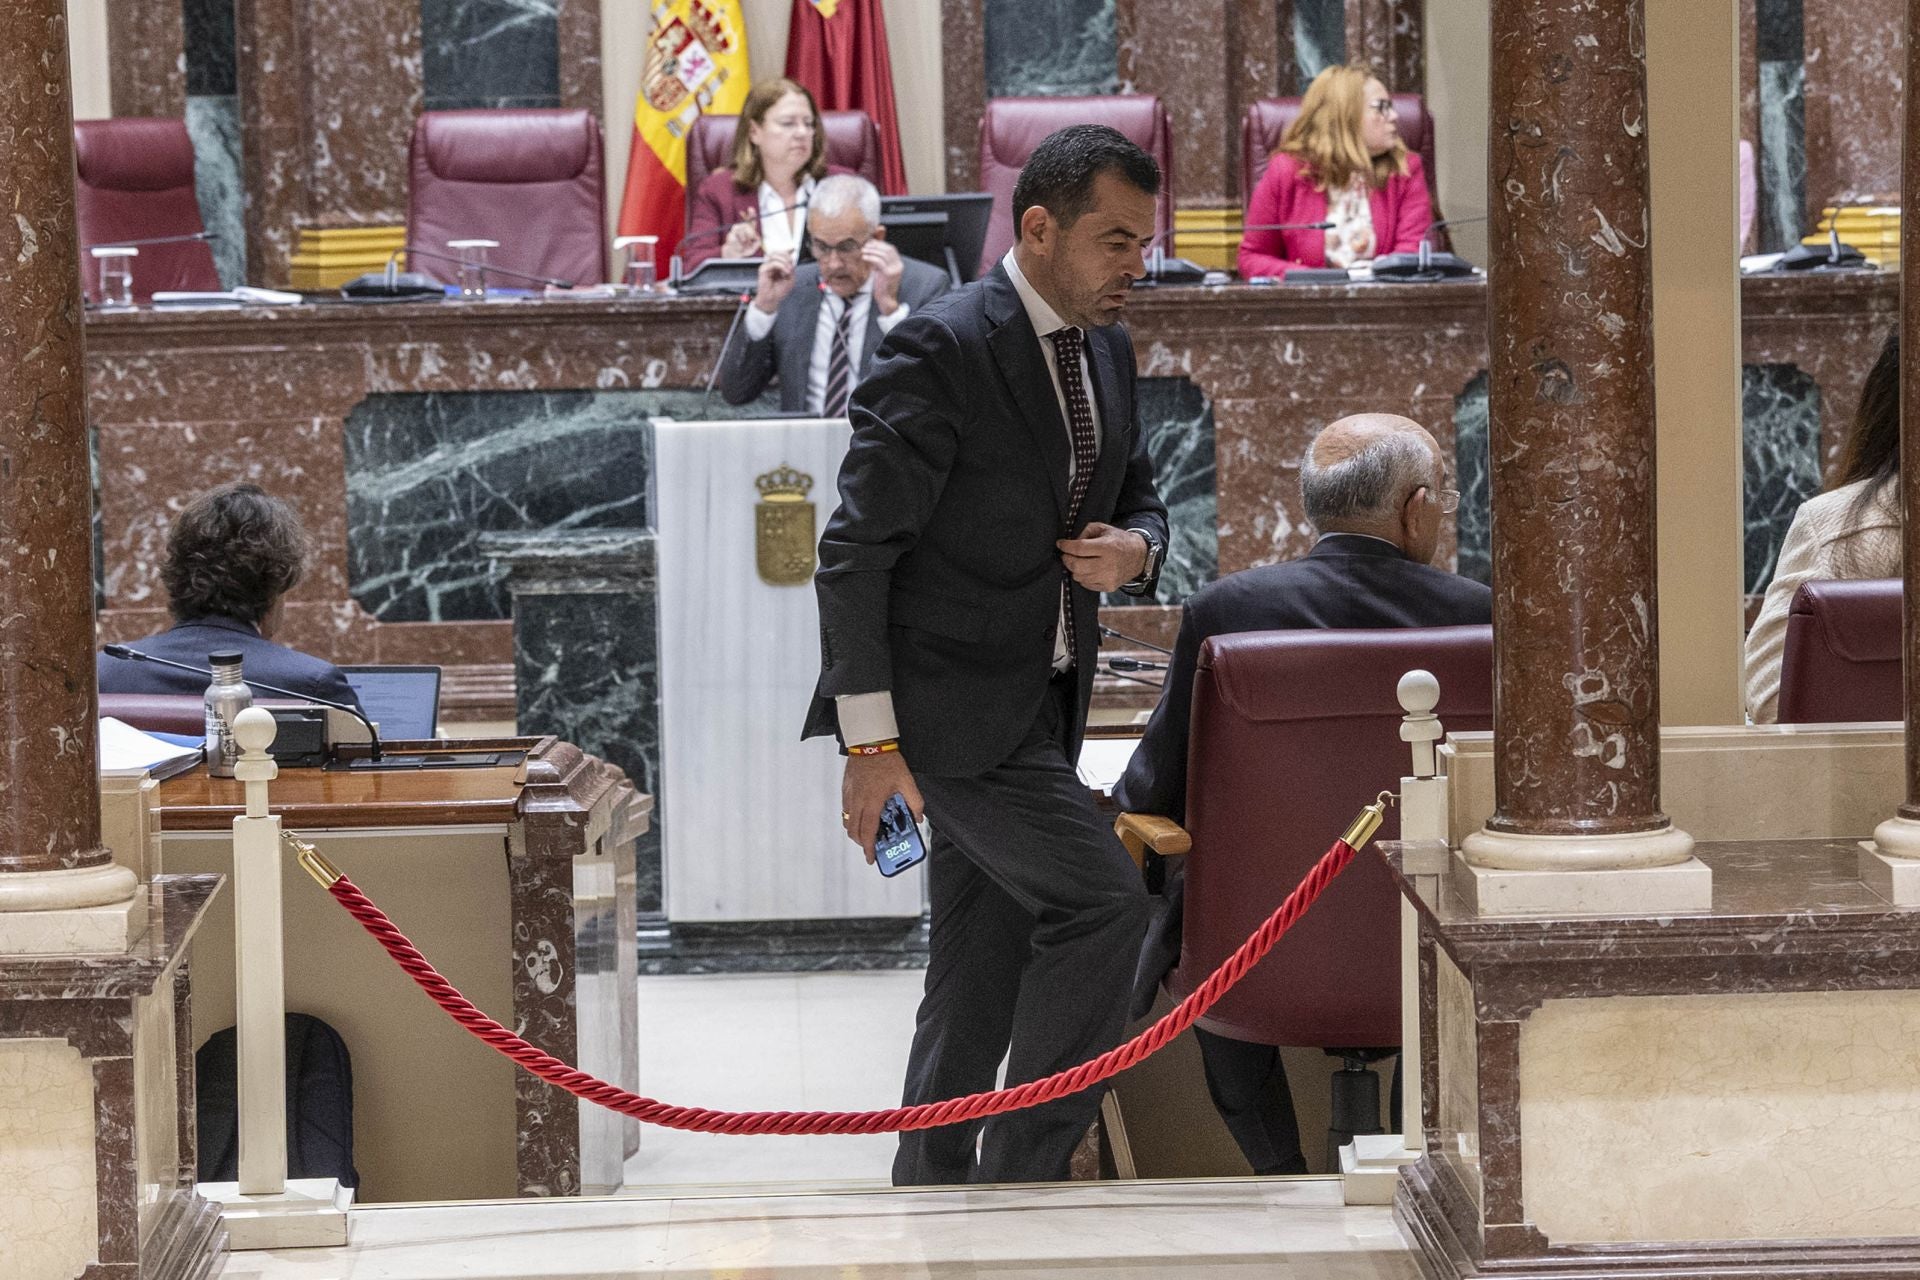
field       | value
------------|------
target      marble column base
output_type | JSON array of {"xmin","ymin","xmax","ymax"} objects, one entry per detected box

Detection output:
[
  {"xmin": 200, "ymin": 1177, "xmax": 352, "ymax": 1249},
  {"xmin": 1450, "ymin": 849, "xmax": 1713, "ymax": 917},
  {"xmin": 1339, "ymin": 1133, "xmax": 1418, "ymax": 1206},
  {"xmin": 1460, "ymin": 823, "xmax": 1697, "ymax": 871},
  {"xmin": 0, "ymin": 859, "xmax": 139, "ymax": 909},
  {"xmin": 0, "ymin": 886, "xmax": 149, "ymax": 954},
  {"xmin": 1859, "ymin": 838, "xmax": 1920, "ymax": 904}
]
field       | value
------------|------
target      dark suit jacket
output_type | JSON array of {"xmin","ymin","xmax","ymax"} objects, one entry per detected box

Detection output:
[
  {"xmin": 97, "ymin": 614, "xmax": 367, "ymax": 717},
  {"xmin": 1113, "ymin": 535, "xmax": 1493, "ymax": 824},
  {"xmin": 719, "ymin": 259, "xmax": 952, "ymax": 412},
  {"xmin": 803, "ymin": 263, "xmax": 1170, "ymax": 777},
  {"xmin": 683, "ymin": 164, "xmax": 856, "ymax": 269}
]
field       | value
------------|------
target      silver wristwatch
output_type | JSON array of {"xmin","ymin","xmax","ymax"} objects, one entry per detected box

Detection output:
[{"xmin": 1120, "ymin": 529, "xmax": 1165, "ymax": 596}]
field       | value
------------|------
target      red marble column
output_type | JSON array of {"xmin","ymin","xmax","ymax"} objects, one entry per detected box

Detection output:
[
  {"xmin": 1478, "ymin": 0, "xmax": 1676, "ymax": 847},
  {"xmin": 940, "ymin": 0, "xmax": 986, "ymax": 192},
  {"xmin": 0, "ymin": 0, "xmax": 112, "ymax": 878},
  {"xmin": 106, "ymin": 0, "xmax": 186, "ymax": 118},
  {"xmin": 1346, "ymin": 0, "xmax": 1424, "ymax": 97}
]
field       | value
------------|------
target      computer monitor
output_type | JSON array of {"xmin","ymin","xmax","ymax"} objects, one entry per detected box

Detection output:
[
  {"xmin": 879, "ymin": 193, "xmax": 993, "ymax": 286},
  {"xmin": 340, "ymin": 665, "xmax": 442, "ymax": 741}
]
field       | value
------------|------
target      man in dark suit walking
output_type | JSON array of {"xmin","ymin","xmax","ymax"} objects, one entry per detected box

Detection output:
[
  {"xmin": 1114, "ymin": 412, "xmax": 1491, "ymax": 1176},
  {"xmin": 719, "ymin": 173, "xmax": 950, "ymax": 415},
  {"xmin": 804, "ymin": 126, "xmax": 1172, "ymax": 1185}
]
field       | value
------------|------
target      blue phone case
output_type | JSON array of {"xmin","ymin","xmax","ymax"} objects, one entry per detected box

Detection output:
[{"xmin": 874, "ymin": 793, "xmax": 928, "ymax": 877}]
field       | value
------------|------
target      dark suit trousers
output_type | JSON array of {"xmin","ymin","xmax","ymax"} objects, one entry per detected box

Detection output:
[{"xmin": 893, "ymin": 676, "xmax": 1151, "ymax": 1186}]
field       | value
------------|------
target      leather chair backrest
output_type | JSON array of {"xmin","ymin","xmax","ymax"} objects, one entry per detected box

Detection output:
[
  {"xmin": 74, "ymin": 118, "xmax": 220, "ymax": 301},
  {"xmin": 1240, "ymin": 95, "xmax": 1444, "ymax": 244},
  {"xmin": 100, "ymin": 693, "xmax": 208, "ymax": 737},
  {"xmin": 1778, "ymin": 578, "xmax": 1901, "ymax": 723},
  {"xmin": 684, "ymin": 109, "xmax": 885, "ymax": 226},
  {"xmin": 1167, "ymin": 625, "xmax": 1493, "ymax": 1047},
  {"xmin": 977, "ymin": 95, "xmax": 1174, "ymax": 276},
  {"xmin": 407, "ymin": 108, "xmax": 607, "ymax": 287}
]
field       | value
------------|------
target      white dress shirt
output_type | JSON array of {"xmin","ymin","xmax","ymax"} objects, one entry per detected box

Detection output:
[
  {"xmin": 835, "ymin": 250, "xmax": 1103, "ymax": 747},
  {"xmin": 757, "ymin": 176, "xmax": 816, "ymax": 259},
  {"xmin": 741, "ymin": 276, "xmax": 911, "ymax": 416}
]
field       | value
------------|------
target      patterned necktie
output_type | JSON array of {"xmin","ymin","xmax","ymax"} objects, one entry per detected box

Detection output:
[
  {"xmin": 1047, "ymin": 326, "xmax": 1099, "ymax": 661},
  {"xmin": 824, "ymin": 299, "xmax": 854, "ymax": 416}
]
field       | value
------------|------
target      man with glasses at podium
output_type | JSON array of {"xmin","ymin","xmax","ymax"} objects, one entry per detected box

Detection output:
[{"xmin": 718, "ymin": 173, "xmax": 951, "ymax": 416}]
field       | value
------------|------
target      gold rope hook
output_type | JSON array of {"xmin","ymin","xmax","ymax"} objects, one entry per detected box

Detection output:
[
  {"xmin": 1340, "ymin": 790, "xmax": 1398, "ymax": 851},
  {"xmin": 284, "ymin": 832, "xmax": 342, "ymax": 888}
]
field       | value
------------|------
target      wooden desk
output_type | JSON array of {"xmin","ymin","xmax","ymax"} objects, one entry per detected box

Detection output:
[{"xmin": 156, "ymin": 737, "xmax": 649, "ymax": 1202}]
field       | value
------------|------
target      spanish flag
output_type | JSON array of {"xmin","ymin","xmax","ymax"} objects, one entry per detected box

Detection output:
[{"xmin": 616, "ymin": 1, "xmax": 752, "ymax": 259}]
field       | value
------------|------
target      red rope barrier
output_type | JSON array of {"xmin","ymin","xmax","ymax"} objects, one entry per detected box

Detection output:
[{"xmin": 313, "ymin": 837, "xmax": 1357, "ymax": 1136}]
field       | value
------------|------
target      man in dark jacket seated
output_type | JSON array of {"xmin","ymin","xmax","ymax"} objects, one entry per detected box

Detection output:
[
  {"xmin": 1113, "ymin": 412, "xmax": 1491, "ymax": 1175},
  {"xmin": 98, "ymin": 482, "xmax": 366, "ymax": 716}
]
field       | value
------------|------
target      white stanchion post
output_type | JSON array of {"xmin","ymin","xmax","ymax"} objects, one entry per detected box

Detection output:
[
  {"xmin": 198, "ymin": 708, "xmax": 353, "ymax": 1248},
  {"xmin": 1343, "ymin": 670, "xmax": 1449, "ymax": 1205}
]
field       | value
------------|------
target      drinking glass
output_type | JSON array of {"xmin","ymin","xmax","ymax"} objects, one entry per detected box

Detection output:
[
  {"xmin": 448, "ymin": 238, "xmax": 499, "ymax": 299},
  {"xmin": 92, "ymin": 246, "xmax": 137, "ymax": 307}
]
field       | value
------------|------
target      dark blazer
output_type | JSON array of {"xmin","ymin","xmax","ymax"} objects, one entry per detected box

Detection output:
[
  {"xmin": 719, "ymin": 258, "xmax": 952, "ymax": 412},
  {"xmin": 683, "ymin": 163, "xmax": 856, "ymax": 269},
  {"xmin": 98, "ymin": 614, "xmax": 368, "ymax": 717},
  {"xmin": 1113, "ymin": 534, "xmax": 1492, "ymax": 823},
  {"xmin": 802, "ymin": 263, "xmax": 1170, "ymax": 777}
]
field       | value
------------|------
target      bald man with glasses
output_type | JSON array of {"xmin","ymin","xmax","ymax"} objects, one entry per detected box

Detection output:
[{"xmin": 718, "ymin": 173, "xmax": 951, "ymax": 415}]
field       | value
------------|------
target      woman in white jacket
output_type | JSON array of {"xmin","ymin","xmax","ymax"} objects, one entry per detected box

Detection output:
[{"xmin": 1744, "ymin": 328, "xmax": 1901, "ymax": 722}]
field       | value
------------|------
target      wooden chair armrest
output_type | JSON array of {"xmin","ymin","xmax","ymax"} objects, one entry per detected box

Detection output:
[{"xmin": 1113, "ymin": 812, "xmax": 1192, "ymax": 870}]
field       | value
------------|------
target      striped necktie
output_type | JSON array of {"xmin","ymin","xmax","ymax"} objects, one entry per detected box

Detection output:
[
  {"xmin": 1048, "ymin": 326, "xmax": 1098, "ymax": 662},
  {"xmin": 823, "ymin": 299, "xmax": 854, "ymax": 416}
]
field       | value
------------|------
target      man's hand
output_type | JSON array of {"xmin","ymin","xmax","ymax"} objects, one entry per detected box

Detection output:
[
  {"xmin": 842, "ymin": 751, "xmax": 924, "ymax": 864},
  {"xmin": 864, "ymin": 239, "xmax": 906, "ymax": 315},
  {"xmin": 1058, "ymin": 522, "xmax": 1150, "ymax": 592},
  {"xmin": 723, "ymin": 217, "xmax": 763, "ymax": 259},
  {"xmin": 753, "ymin": 250, "xmax": 796, "ymax": 314}
]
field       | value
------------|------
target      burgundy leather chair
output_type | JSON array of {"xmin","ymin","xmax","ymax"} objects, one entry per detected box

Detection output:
[
  {"xmin": 407, "ymin": 109, "xmax": 607, "ymax": 287},
  {"xmin": 1165, "ymin": 626, "xmax": 1493, "ymax": 1048},
  {"xmin": 1240, "ymin": 95, "xmax": 1446, "ymax": 248},
  {"xmin": 1777, "ymin": 578, "xmax": 1901, "ymax": 723},
  {"xmin": 74, "ymin": 118, "xmax": 220, "ymax": 302},
  {"xmin": 683, "ymin": 109, "xmax": 885, "ymax": 227},
  {"xmin": 977, "ymin": 95, "xmax": 1174, "ymax": 276},
  {"xmin": 99, "ymin": 694, "xmax": 207, "ymax": 737}
]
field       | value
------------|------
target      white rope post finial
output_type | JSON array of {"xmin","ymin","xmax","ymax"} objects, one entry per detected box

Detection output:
[{"xmin": 230, "ymin": 707, "xmax": 288, "ymax": 1196}]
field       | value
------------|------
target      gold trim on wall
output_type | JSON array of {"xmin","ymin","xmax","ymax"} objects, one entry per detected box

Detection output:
[
  {"xmin": 286, "ymin": 226, "xmax": 409, "ymax": 290},
  {"xmin": 1173, "ymin": 207, "xmax": 1243, "ymax": 271}
]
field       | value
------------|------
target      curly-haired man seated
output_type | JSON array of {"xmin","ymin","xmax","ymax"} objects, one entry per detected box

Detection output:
[{"xmin": 97, "ymin": 481, "xmax": 366, "ymax": 716}]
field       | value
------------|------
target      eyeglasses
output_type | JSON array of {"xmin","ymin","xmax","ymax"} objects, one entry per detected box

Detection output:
[
  {"xmin": 1430, "ymin": 486, "xmax": 1460, "ymax": 513},
  {"xmin": 808, "ymin": 236, "xmax": 870, "ymax": 261},
  {"xmin": 1368, "ymin": 98, "xmax": 1397, "ymax": 118}
]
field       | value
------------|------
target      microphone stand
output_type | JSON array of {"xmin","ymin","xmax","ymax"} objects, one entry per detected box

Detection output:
[
  {"xmin": 700, "ymin": 290, "xmax": 756, "ymax": 415},
  {"xmin": 90, "ymin": 230, "xmax": 220, "ymax": 250},
  {"xmin": 1098, "ymin": 622, "xmax": 1174, "ymax": 656},
  {"xmin": 102, "ymin": 644, "xmax": 384, "ymax": 763},
  {"xmin": 387, "ymin": 245, "xmax": 575, "ymax": 290},
  {"xmin": 671, "ymin": 194, "xmax": 816, "ymax": 290}
]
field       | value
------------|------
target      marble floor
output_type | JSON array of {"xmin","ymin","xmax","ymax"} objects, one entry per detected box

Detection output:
[
  {"xmin": 215, "ymin": 1178, "xmax": 1424, "ymax": 1278},
  {"xmin": 622, "ymin": 970, "xmax": 922, "ymax": 1193}
]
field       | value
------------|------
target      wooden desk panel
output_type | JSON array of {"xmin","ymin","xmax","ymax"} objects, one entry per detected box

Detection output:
[{"xmin": 157, "ymin": 761, "xmax": 523, "ymax": 830}]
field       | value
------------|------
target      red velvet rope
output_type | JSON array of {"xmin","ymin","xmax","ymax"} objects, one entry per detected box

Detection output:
[{"xmin": 320, "ymin": 837, "xmax": 1357, "ymax": 1136}]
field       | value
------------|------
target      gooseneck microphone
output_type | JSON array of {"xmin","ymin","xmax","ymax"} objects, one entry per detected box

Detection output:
[
  {"xmin": 90, "ymin": 230, "xmax": 221, "ymax": 250},
  {"xmin": 1098, "ymin": 623, "xmax": 1174, "ymax": 656},
  {"xmin": 102, "ymin": 644, "xmax": 383, "ymax": 763},
  {"xmin": 700, "ymin": 290, "xmax": 757, "ymax": 414},
  {"xmin": 383, "ymin": 245, "xmax": 576, "ymax": 290}
]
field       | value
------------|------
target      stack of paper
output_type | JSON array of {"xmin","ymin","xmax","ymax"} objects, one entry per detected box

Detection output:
[{"xmin": 98, "ymin": 717, "xmax": 203, "ymax": 779}]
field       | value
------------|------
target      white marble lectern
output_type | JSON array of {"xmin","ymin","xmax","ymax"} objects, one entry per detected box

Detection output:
[{"xmin": 651, "ymin": 417, "xmax": 923, "ymax": 924}]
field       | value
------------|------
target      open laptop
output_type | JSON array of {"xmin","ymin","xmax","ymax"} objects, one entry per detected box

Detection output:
[{"xmin": 340, "ymin": 664, "xmax": 442, "ymax": 741}]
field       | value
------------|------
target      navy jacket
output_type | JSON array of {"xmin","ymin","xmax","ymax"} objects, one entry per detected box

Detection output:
[
  {"xmin": 1113, "ymin": 534, "xmax": 1492, "ymax": 823},
  {"xmin": 803, "ymin": 263, "xmax": 1170, "ymax": 776},
  {"xmin": 98, "ymin": 615, "xmax": 367, "ymax": 717}
]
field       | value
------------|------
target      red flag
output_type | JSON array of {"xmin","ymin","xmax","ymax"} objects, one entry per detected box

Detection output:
[{"xmin": 784, "ymin": 0, "xmax": 908, "ymax": 195}]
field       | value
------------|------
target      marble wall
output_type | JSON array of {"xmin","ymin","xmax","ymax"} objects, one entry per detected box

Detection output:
[
  {"xmin": 1294, "ymin": 0, "xmax": 1345, "ymax": 85},
  {"xmin": 184, "ymin": 0, "xmax": 248, "ymax": 286},
  {"xmin": 1452, "ymin": 372, "xmax": 1489, "ymax": 586},
  {"xmin": 983, "ymin": 0, "xmax": 1120, "ymax": 97},
  {"xmin": 1109, "ymin": 378, "xmax": 1218, "ymax": 606},
  {"xmin": 1755, "ymin": 0, "xmax": 1807, "ymax": 253},
  {"xmin": 1742, "ymin": 364, "xmax": 1823, "ymax": 596},
  {"xmin": 420, "ymin": 0, "xmax": 562, "ymax": 111}
]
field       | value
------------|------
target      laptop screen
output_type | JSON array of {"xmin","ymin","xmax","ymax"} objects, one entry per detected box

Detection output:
[{"xmin": 340, "ymin": 665, "xmax": 442, "ymax": 741}]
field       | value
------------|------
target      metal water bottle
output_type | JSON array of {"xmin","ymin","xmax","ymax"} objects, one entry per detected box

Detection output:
[{"xmin": 203, "ymin": 650, "xmax": 253, "ymax": 778}]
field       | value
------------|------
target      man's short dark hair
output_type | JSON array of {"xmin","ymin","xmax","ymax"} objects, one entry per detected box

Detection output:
[
  {"xmin": 1011, "ymin": 125, "xmax": 1161, "ymax": 232},
  {"xmin": 161, "ymin": 482, "xmax": 308, "ymax": 627}
]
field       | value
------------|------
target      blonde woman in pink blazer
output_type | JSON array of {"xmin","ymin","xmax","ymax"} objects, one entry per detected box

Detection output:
[{"xmin": 1240, "ymin": 64, "xmax": 1433, "ymax": 278}]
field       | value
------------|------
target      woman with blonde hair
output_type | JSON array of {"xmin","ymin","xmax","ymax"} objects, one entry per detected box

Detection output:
[
  {"xmin": 684, "ymin": 77, "xmax": 855, "ymax": 269},
  {"xmin": 1238, "ymin": 63, "xmax": 1432, "ymax": 278}
]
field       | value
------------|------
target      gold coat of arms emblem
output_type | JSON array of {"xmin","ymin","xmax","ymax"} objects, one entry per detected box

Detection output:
[{"xmin": 755, "ymin": 464, "xmax": 816, "ymax": 586}]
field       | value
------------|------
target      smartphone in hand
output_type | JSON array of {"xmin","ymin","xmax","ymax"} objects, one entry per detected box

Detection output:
[{"xmin": 874, "ymin": 792, "xmax": 928, "ymax": 877}]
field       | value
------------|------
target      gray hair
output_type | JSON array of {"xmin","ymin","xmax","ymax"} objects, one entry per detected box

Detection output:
[
  {"xmin": 1299, "ymin": 430, "xmax": 1436, "ymax": 529},
  {"xmin": 810, "ymin": 173, "xmax": 881, "ymax": 227}
]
